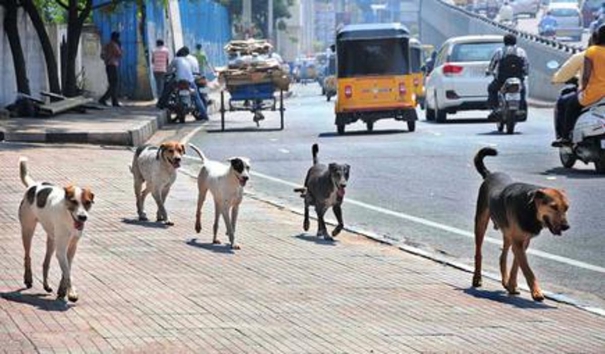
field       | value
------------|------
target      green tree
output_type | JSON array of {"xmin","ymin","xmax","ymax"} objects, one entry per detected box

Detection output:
[{"xmin": 225, "ymin": 0, "xmax": 294, "ymax": 38}]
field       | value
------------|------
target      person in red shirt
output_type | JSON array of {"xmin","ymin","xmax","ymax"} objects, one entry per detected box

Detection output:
[
  {"xmin": 99, "ymin": 31, "xmax": 123, "ymax": 107},
  {"xmin": 151, "ymin": 39, "xmax": 170, "ymax": 98}
]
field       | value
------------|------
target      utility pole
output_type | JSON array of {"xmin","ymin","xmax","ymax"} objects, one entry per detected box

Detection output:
[
  {"xmin": 242, "ymin": 0, "xmax": 252, "ymax": 39},
  {"xmin": 268, "ymin": 0, "xmax": 274, "ymax": 42}
]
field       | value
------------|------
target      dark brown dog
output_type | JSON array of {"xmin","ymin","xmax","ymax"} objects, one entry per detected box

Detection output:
[{"xmin": 472, "ymin": 147, "xmax": 570, "ymax": 301}]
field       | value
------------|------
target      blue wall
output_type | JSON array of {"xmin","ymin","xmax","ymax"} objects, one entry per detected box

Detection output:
[
  {"xmin": 178, "ymin": 0, "xmax": 231, "ymax": 68},
  {"xmin": 93, "ymin": 0, "xmax": 231, "ymax": 98}
]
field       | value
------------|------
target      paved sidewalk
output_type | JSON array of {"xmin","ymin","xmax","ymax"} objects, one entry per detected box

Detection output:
[{"xmin": 0, "ymin": 142, "xmax": 604, "ymax": 353}]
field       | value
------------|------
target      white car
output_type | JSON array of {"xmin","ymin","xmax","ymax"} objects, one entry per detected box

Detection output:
[
  {"xmin": 548, "ymin": 3, "xmax": 584, "ymax": 41},
  {"xmin": 424, "ymin": 35, "xmax": 503, "ymax": 122}
]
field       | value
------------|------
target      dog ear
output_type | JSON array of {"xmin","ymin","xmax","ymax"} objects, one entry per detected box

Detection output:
[
  {"xmin": 328, "ymin": 163, "xmax": 337, "ymax": 172},
  {"xmin": 156, "ymin": 144, "xmax": 166, "ymax": 160},
  {"xmin": 529, "ymin": 189, "xmax": 549, "ymax": 205}
]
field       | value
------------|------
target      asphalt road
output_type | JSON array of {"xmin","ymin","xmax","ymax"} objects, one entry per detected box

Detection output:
[
  {"xmin": 515, "ymin": 8, "xmax": 590, "ymax": 46},
  {"xmin": 187, "ymin": 84, "xmax": 605, "ymax": 311}
]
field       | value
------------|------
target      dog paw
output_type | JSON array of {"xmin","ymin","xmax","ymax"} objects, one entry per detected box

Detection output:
[
  {"xmin": 506, "ymin": 285, "xmax": 520, "ymax": 295},
  {"xmin": 138, "ymin": 215, "xmax": 149, "ymax": 222},
  {"xmin": 68, "ymin": 290, "xmax": 79, "ymax": 303},
  {"xmin": 43, "ymin": 284, "xmax": 53, "ymax": 293},
  {"xmin": 472, "ymin": 275, "xmax": 482, "ymax": 288},
  {"xmin": 195, "ymin": 222, "xmax": 202, "ymax": 233},
  {"xmin": 332, "ymin": 225, "xmax": 343, "ymax": 237},
  {"xmin": 212, "ymin": 239, "xmax": 222, "ymax": 245},
  {"xmin": 531, "ymin": 290, "xmax": 545, "ymax": 302},
  {"xmin": 57, "ymin": 287, "xmax": 67, "ymax": 300},
  {"xmin": 164, "ymin": 220, "xmax": 174, "ymax": 226},
  {"xmin": 230, "ymin": 244, "xmax": 241, "ymax": 250},
  {"xmin": 303, "ymin": 219, "xmax": 310, "ymax": 232}
]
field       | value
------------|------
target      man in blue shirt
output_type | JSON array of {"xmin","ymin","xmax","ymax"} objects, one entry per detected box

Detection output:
[{"xmin": 538, "ymin": 11, "xmax": 558, "ymax": 36}]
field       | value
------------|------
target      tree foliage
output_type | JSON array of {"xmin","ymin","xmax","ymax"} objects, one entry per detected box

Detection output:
[{"xmin": 224, "ymin": 0, "xmax": 294, "ymax": 38}]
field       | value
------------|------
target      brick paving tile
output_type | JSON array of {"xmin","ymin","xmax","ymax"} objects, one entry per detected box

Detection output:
[{"xmin": 0, "ymin": 143, "xmax": 605, "ymax": 353}]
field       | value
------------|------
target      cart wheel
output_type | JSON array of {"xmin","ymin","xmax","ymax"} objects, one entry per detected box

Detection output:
[
  {"xmin": 280, "ymin": 90, "xmax": 285, "ymax": 130},
  {"xmin": 407, "ymin": 120, "xmax": 416, "ymax": 132},
  {"xmin": 220, "ymin": 91, "xmax": 225, "ymax": 131},
  {"xmin": 337, "ymin": 124, "xmax": 346, "ymax": 135},
  {"xmin": 366, "ymin": 121, "xmax": 374, "ymax": 132}
]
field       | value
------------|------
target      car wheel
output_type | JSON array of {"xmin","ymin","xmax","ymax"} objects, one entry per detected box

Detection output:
[
  {"xmin": 435, "ymin": 106, "xmax": 447, "ymax": 123},
  {"xmin": 425, "ymin": 107, "xmax": 435, "ymax": 121}
]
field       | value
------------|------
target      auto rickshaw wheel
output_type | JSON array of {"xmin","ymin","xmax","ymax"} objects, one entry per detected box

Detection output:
[
  {"xmin": 337, "ymin": 123, "xmax": 346, "ymax": 135},
  {"xmin": 366, "ymin": 121, "xmax": 374, "ymax": 132},
  {"xmin": 407, "ymin": 120, "xmax": 416, "ymax": 132},
  {"xmin": 425, "ymin": 107, "xmax": 435, "ymax": 121}
]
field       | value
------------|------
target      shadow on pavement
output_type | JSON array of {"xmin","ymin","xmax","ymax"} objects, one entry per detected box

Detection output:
[
  {"xmin": 462, "ymin": 287, "xmax": 556, "ymax": 309},
  {"xmin": 185, "ymin": 238, "xmax": 235, "ymax": 254},
  {"xmin": 541, "ymin": 167, "xmax": 604, "ymax": 179},
  {"xmin": 425, "ymin": 118, "xmax": 492, "ymax": 125},
  {"xmin": 475, "ymin": 130, "xmax": 523, "ymax": 136},
  {"xmin": 207, "ymin": 127, "xmax": 284, "ymax": 134},
  {"xmin": 1, "ymin": 289, "xmax": 71, "ymax": 312},
  {"xmin": 295, "ymin": 233, "xmax": 338, "ymax": 246},
  {"xmin": 121, "ymin": 218, "xmax": 170, "ymax": 229},
  {"xmin": 319, "ymin": 129, "xmax": 409, "ymax": 138}
]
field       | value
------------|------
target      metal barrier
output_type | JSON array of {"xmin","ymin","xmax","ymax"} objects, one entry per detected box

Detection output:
[{"xmin": 420, "ymin": 0, "xmax": 584, "ymax": 102}]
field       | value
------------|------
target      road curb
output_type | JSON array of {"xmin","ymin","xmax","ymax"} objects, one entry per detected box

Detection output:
[{"xmin": 528, "ymin": 97, "xmax": 555, "ymax": 108}]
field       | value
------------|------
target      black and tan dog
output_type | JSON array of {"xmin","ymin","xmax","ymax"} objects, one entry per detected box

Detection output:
[
  {"xmin": 294, "ymin": 144, "xmax": 350, "ymax": 241},
  {"xmin": 472, "ymin": 147, "xmax": 570, "ymax": 301}
]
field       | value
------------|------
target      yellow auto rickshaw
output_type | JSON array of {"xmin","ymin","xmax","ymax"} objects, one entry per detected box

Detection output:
[
  {"xmin": 335, "ymin": 23, "xmax": 417, "ymax": 134},
  {"xmin": 410, "ymin": 38, "xmax": 424, "ymax": 109}
]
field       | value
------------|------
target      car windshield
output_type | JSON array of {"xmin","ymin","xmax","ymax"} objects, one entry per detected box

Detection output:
[
  {"xmin": 338, "ymin": 38, "xmax": 409, "ymax": 77},
  {"xmin": 551, "ymin": 7, "xmax": 578, "ymax": 16},
  {"xmin": 450, "ymin": 42, "xmax": 501, "ymax": 62}
]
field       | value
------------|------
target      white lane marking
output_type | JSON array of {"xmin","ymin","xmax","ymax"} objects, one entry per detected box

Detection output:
[
  {"xmin": 250, "ymin": 169, "xmax": 605, "ymax": 274},
  {"xmin": 279, "ymin": 148, "xmax": 290, "ymax": 154},
  {"xmin": 546, "ymin": 176, "xmax": 557, "ymax": 180}
]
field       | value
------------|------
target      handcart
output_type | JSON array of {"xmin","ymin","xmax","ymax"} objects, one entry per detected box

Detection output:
[{"xmin": 220, "ymin": 80, "xmax": 285, "ymax": 131}]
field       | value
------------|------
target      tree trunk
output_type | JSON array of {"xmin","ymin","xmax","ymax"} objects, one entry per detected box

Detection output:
[
  {"xmin": 21, "ymin": 0, "xmax": 61, "ymax": 94},
  {"xmin": 62, "ymin": 0, "xmax": 92, "ymax": 97},
  {"xmin": 3, "ymin": 0, "xmax": 31, "ymax": 95}
]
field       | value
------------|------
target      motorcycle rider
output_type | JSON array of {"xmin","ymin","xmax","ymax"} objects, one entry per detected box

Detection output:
[
  {"xmin": 552, "ymin": 25, "xmax": 605, "ymax": 147},
  {"xmin": 486, "ymin": 33, "xmax": 529, "ymax": 120},
  {"xmin": 538, "ymin": 10, "xmax": 558, "ymax": 37},
  {"xmin": 157, "ymin": 47, "xmax": 208, "ymax": 121}
]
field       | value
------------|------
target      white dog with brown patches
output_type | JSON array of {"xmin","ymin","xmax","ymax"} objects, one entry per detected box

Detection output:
[
  {"xmin": 18, "ymin": 157, "xmax": 95, "ymax": 302},
  {"xmin": 131, "ymin": 141, "xmax": 185, "ymax": 225},
  {"xmin": 188, "ymin": 143, "xmax": 250, "ymax": 249}
]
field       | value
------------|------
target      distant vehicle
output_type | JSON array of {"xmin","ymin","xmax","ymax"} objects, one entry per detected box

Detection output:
[
  {"xmin": 468, "ymin": 0, "xmax": 500, "ymax": 13},
  {"xmin": 548, "ymin": 3, "xmax": 583, "ymax": 41},
  {"xmin": 581, "ymin": 0, "xmax": 602, "ymax": 28},
  {"xmin": 510, "ymin": 0, "xmax": 541, "ymax": 18},
  {"xmin": 424, "ymin": 35, "xmax": 503, "ymax": 123}
]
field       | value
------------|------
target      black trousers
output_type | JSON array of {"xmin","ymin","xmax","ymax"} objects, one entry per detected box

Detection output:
[
  {"xmin": 558, "ymin": 92, "xmax": 584, "ymax": 139},
  {"xmin": 101, "ymin": 65, "xmax": 119, "ymax": 105}
]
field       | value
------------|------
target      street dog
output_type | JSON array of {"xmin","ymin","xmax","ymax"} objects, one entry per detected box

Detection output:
[
  {"xmin": 188, "ymin": 143, "xmax": 250, "ymax": 249},
  {"xmin": 17, "ymin": 157, "xmax": 95, "ymax": 302},
  {"xmin": 131, "ymin": 141, "xmax": 185, "ymax": 225},
  {"xmin": 472, "ymin": 147, "xmax": 570, "ymax": 301},
  {"xmin": 294, "ymin": 144, "xmax": 350, "ymax": 241}
]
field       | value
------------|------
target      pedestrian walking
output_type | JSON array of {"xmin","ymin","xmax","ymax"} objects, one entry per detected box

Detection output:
[
  {"xmin": 99, "ymin": 31, "xmax": 123, "ymax": 107},
  {"xmin": 151, "ymin": 39, "xmax": 170, "ymax": 98},
  {"xmin": 194, "ymin": 43, "xmax": 215, "ymax": 79}
]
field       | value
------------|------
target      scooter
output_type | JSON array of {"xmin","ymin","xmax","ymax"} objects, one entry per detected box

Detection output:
[
  {"xmin": 539, "ymin": 24, "xmax": 557, "ymax": 39},
  {"xmin": 555, "ymin": 82, "xmax": 605, "ymax": 173},
  {"xmin": 548, "ymin": 60, "xmax": 605, "ymax": 173},
  {"xmin": 165, "ymin": 76, "xmax": 202, "ymax": 124},
  {"xmin": 495, "ymin": 78, "xmax": 525, "ymax": 134}
]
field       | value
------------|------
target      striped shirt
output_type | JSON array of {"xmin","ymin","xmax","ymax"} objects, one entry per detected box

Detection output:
[{"xmin": 152, "ymin": 47, "xmax": 170, "ymax": 73}]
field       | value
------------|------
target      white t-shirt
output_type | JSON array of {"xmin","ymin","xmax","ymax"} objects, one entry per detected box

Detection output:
[
  {"xmin": 186, "ymin": 54, "xmax": 201, "ymax": 75},
  {"xmin": 170, "ymin": 57, "xmax": 194, "ymax": 83},
  {"xmin": 499, "ymin": 5, "xmax": 514, "ymax": 21}
]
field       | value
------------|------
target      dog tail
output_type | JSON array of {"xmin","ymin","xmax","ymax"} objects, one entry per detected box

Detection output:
[
  {"xmin": 312, "ymin": 143, "xmax": 319, "ymax": 165},
  {"xmin": 474, "ymin": 147, "xmax": 498, "ymax": 179},
  {"xmin": 18, "ymin": 157, "xmax": 36, "ymax": 188},
  {"xmin": 188, "ymin": 143, "xmax": 207, "ymax": 163},
  {"xmin": 293, "ymin": 187, "xmax": 307, "ymax": 197}
]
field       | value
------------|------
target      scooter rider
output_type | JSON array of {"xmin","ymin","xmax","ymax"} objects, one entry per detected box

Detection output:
[
  {"xmin": 552, "ymin": 25, "xmax": 605, "ymax": 147},
  {"xmin": 486, "ymin": 34, "xmax": 529, "ymax": 120},
  {"xmin": 538, "ymin": 11, "xmax": 558, "ymax": 37},
  {"xmin": 157, "ymin": 47, "xmax": 208, "ymax": 121}
]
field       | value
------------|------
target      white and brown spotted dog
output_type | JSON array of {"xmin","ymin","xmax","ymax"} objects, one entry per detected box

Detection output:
[
  {"xmin": 18, "ymin": 157, "xmax": 95, "ymax": 302},
  {"xmin": 131, "ymin": 141, "xmax": 185, "ymax": 225},
  {"xmin": 188, "ymin": 143, "xmax": 250, "ymax": 249}
]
